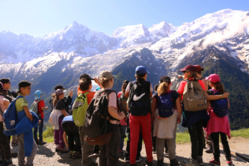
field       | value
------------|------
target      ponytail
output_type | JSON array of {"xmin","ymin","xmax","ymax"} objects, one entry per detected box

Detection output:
[
  {"xmin": 157, "ymin": 82, "xmax": 170, "ymax": 96},
  {"xmin": 213, "ymin": 82, "xmax": 225, "ymax": 94},
  {"xmin": 53, "ymin": 95, "xmax": 58, "ymax": 107}
]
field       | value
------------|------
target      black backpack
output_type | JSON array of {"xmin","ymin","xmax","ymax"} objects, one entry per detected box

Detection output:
[
  {"xmin": 128, "ymin": 79, "xmax": 151, "ymax": 116},
  {"xmin": 84, "ymin": 89, "xmax": 116, "ymax": 145},
  {"xmin": 118, "ymin": 93, "xmax": 128, "ymax": 116}
]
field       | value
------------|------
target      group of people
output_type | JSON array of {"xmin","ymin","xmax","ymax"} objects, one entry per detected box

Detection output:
[{"xmin": 0, "ymin": 64, "xmax": 234, "ymax": 166}]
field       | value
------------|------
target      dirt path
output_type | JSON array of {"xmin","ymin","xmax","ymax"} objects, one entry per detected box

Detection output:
[{"xmin": 11, "ymin": 137, "xmax": 249, "ymax": 166}]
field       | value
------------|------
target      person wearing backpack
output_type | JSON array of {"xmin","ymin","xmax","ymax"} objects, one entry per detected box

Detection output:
[
  {"xmin": 15, "ymin": 81, "xmax": 38, "ymax": 166},
  {"xmin": 151, "ymin": 76, "xmax": 181, "ymax": 166},
  {"xmin": 73, "ymin": 74, "xmax": 101, "ymax": 166},
  {"xmin": 177, "ymin": 65, "xmax": 209, "ymax": 166},
  {"xmin": 0, "ymin": 82, "xmax": 12, "ymax": 166},
  {"xmin": 205, "ymin": 74, "xmax": 234, "ymax": 166},
  {"xmin": 124, "ymin": 66, "xmax": 153, "ymax": 166},
  {"xmin": 84, "ymin": 71, "xmax": 125, "ymax": 166},
  {"xmin": 32, "ymin": 90, "xmax": 48, "ymax": 145}
]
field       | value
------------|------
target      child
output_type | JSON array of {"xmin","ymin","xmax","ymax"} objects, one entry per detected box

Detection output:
[
  {"xmin": 177, "ymin": 65, "xmax": 209, "ymax": 166},
  {"xmin": 117, "ymin": 80, "xmax": 129, "ymax": 157},
  {"xmin": 97, "ymin": 70, "xmax": 125, "ymax": 166},
  {"xmin": 15, "ymin": 81, "xmax": 37, "ymax": 166},
  {"xmin": 205, "ymin": 74, "xmax": 234, "ymax": 166},
  {"xmin": 33, "ymin": 90, "xmax": 48, "ymax": 145},
  {"xmin": 76, "ymin": 74, "xmax": 101, "ymax": 165},
  {"xmin": 152, "ymin": 76, "xmax": 181, "ymax": 166},
  {"xmin": 61, "ymin": 115, "xmax": 81, "ymax": 159},
  {"xmin": 124, "ymin": 66, "xmax": 153, "ymax": 166},
  {"xmin": 53, "ymin": 89, "xmax": 69, "ymax": 152},
  {"xmin": 0, "ymin": 82, "xmax": 12, "ymax": 165}
]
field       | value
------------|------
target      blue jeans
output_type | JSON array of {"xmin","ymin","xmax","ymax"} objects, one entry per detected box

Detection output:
[{"xmin": 34, "ymin": 118, "xmax": 43, "ymax": 142}]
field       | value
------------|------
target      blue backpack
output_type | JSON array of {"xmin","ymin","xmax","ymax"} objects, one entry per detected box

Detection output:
[
  {"xmin": 156, "ymin": 90, "xmax": 174, "ymax": 118},
  {"xmin": 210, "ymin": 90, "xmax": 228, "ymax": 117},
  {"xmin": 3, "ymin": 96, "xmax": 23, "ymax": 136}
]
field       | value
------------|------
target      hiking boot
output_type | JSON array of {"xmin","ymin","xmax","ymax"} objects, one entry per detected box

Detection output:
[
  {"xmin": 197, "ymin": 156, "xmax": 204, "ymax": 165},
  {"xmin": 209, "ymin": 159, "xmax": 220, "ymax": 166},
  {"xmin": 157, "ymin": 159, "xmax": 163, "ymax": 166},
  {"xmin": 227, "ymin": 161, "xmax": 234, "ymax": 166},
  {"xmin": 170, "ymin": 159, "xmax": 179, "ymax": 166},
  {"xmin": 185, "ymin": 158, "xmax": 198, "ymax": 166}
]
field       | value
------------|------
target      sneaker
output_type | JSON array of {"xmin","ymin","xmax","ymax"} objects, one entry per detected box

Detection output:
[
  {"xmin": 1, "ymin": 159, "xmax": 12, "ymax": 166},
  {"xmin": 87, "ymin": 153, "xmax": 100, "ymax": 159},
  {"xmin": 227, "ymin": 161, "xmax": 234, "ymax": 166},
  {"xmin": 125, "ymin": 156, "xmax": 130, "ymax": 163},
  {"xmin": 153, "ymin": 150, "xmax": 157, "ymax": 154},
  {"xmin": 145, "ymin": 161, "xmax": 152, "ymax": 166},
  {"xmin": 209, "ymin": 159, "xmax": 220, "ymax": 166},
  {"xmin": 72, "ymin": 151, "xmax": 81, "ymax": 159},
  {"xmin": 56, "ymin": 147, "xmax": 69, "ymax": 153},
  {"xmin": 38, "ymin": 141, "xmax": 47, "ymax": 145},
  {"xmin": 136, "ymin": 157, "xmax": 142, "ymax": 163},
  {"xmin": 11, "ymin": 152, "xmax": 18, "ymax": 158},
  {"xmin": 205, "ymin": 148, "xmax": 213, "ymax": 153},
  {"xmin": 170, "ymin": 159, "xmax": 179, "ymax": 166},
  {"xmin": 185, "ymin": 158, "xmax": 198, "ymax": 166}
]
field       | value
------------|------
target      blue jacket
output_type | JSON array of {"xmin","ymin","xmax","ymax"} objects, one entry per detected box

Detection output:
[{"xmin": 15, "ymin": 111, "xmax": 39, "ymax": 156}]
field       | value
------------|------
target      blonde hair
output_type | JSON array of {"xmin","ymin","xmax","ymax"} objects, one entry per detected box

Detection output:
[
  {"xmin": 99, "ymin": 77, "xmax": 112, "ymax": 88},
  {"xmin": 157, "ymin": 82, "xmax": 170, "ymax": 96}
]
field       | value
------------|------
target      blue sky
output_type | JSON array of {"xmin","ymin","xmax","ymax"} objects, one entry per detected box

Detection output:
[{"xmin": 0, "ymin": 0, "xmax": 248, "ymax": 37}]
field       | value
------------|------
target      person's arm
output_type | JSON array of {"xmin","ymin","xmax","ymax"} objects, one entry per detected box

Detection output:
[
  {"xmin": 41, "ymin": 106, "xmax": 48, "ymax": 110},
  {"xmin": 94, "ymin": 77, "xmax": 103, "ymax": 89},
  {"xmin": 175, "ymin": 97, "xmax": 182, "ymax": 124},
  {"xmin": 151, "ymin": 97, "xmax": 157, "ymax": 117},
  {"xmin": 108, "ymin": 106, "xmax": 125, "ymax": 120},
  {"xmin": 61, "ymin": 110, "xmax": 68, "ymax": 117},
  {"xmin": 207, "ymin": 92, "xmax": 229, "ymax": 100},
  {"xmin": 23, "ymin": 106, "xmax": 33, "ymax": 121},
  {"xmin": 3, "ymin": 99, "xmax": 10, "ymax": 110}
]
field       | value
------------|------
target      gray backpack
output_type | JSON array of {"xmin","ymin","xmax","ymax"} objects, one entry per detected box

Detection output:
[
  {"xmin": 29, "ymin": 100, "xmax": 41, "ymax": 115},
  {"xmin": 183, "ymin": 80, "xmax": 207, "ymax": 111}
]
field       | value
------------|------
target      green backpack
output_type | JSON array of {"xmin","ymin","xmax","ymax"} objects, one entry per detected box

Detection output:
[{"xmin": 72, "ymin": 92, "xmax": 89, "ymax": 127}]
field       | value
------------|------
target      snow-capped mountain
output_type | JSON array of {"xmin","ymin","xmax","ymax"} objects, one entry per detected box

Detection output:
[
  {"xmin": 112, "ymin": 24, "xmax": 152, "ymax": 48},
  {"xmin": 1, "ymin": 9, "xmax": 249, "ymax": 128}
]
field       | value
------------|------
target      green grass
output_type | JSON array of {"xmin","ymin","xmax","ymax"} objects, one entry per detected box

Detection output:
[
  {"xmin": 231, "ymin": 128, "xmax": 249, "ymax": 138},
  {"xmin": 176, "ymin": 132, "xmax": 190, "ymax": 143},
  {"xmin": 43, "ymin": 136, "xmax": 54, "ymax": 143},
  {"xmin": 42, "ymin": 126, "xmax": 249, "ymax": 144}
]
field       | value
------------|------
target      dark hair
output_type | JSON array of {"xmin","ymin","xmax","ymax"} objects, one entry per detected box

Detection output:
[
  {"xmin": 121, "ymin": 81, "xmax": 129, "ymax": 93},
  {"xmin": 54, "ymin": 85, "xmax": 64, "ymax": 91},
  {"xmin": 0, "ymin": 82, "xmax": 3, "ymax": 93},
  {"xmin": 17, "ymin": 80, "xmax": 31, "ymax": 93},
  {"xmin": 197, "ymin": 71, "xmax": 202, "ymax": 74},
  {"xmin": 135, "ymin": 74, "xmax": 146, "ymax": 79},
  {"xmin": 212, "ymin": 82, "xmax": 225, "ymax": 94},
  {"xmin": 154, "ymin": 84, "xmax": 159, "ymax": 92},
  {"xmin": 157, "ymin": 76, "xmax": 171, "ymax": 96},
  {"xmin": 0, "ymin": 78, "xmax": 10, "ymax": 84},
  {"xmin": 79, "ymin": 77, "xmax": 92, "ymax": 91},
  {"xmin": 185, "ymin": 70, "xmax": 197, "ymax": 80}
]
